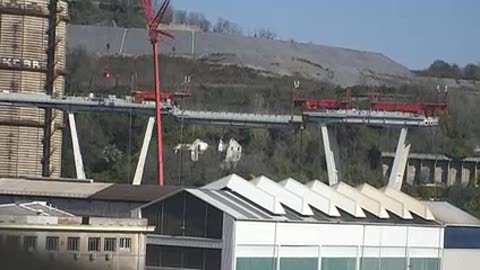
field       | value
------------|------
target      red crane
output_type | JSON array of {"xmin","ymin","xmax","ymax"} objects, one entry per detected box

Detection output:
[{"xmin": 141, "ymin": 0, "xmax": 174, "ymax": 186}]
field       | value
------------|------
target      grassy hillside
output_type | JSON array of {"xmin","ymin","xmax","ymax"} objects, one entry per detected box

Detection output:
[{"xmin": 63, "ymin": 50, "xmax": 480, "ymax": 216}]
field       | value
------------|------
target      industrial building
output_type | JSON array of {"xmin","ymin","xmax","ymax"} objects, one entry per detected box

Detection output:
[
  {"xmin": 134, "ymin": 174, "xmax": 480, "ymax": 270},
  {"xmin": 0, "ymin": 175, "xmax": 479, "ymax": 269},
  {"xmin": 0, "ymin": 0, "xmax": 68, "ymax": 178},
  {"xmin": 0, "ymin": 201, "xmax": 153, "ymax": 270}
]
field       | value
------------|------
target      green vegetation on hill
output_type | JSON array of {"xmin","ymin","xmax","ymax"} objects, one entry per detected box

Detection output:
[
  {"xmin": 414, "ymin": 60, "xmax": 480, "ymax": 81},
  {"xmin": 70, "ymin": 0, "xmax": 145, "ymax": 27},
  {"xmin": 69, "ymin": 0, "xmax": 274, "ymax": 38},
  {"xmin": 64, "ymin": 50, "xmax": 480, "ymax": 217}
]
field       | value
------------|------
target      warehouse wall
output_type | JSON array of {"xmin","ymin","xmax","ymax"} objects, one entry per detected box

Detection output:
[
  {"xmin": 234, "ymin": 221, "xmax": 444, "ymax": 270},
  {"xmin": 442, "ymin": 226, "xmax": 480, "ymax": 270},
  {"xmin": 443, "ymin": 250, "xmax": 479, "ymax": 270}
]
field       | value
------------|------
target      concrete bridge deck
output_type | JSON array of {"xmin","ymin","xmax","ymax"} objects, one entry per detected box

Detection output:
[{"xmin": 0, "ymin": 92, "xmax": 439, "ymax": 129}]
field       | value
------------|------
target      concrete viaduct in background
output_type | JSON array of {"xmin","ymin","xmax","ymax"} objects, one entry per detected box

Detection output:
[{"xmin": 382, "ymin": 152, "xmax": 480, "ymax": 187}]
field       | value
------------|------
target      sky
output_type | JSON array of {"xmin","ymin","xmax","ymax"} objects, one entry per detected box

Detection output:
[{"xmin": 169, "ymin": 0, "xmax": 479, "ymax": 69}]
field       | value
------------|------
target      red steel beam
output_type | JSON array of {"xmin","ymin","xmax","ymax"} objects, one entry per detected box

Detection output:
[
  {"xmin": 153, "ymin": 41, "xmax": 164, "ymax": 186},
  {"xmin": 142, "ymin": 0, "xmax": 174, "ymax": 186}
]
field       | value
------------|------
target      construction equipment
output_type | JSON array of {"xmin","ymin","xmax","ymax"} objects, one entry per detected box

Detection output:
[
  {"xmin": 294, "ymin": 88, "xmax": 353, "ymax": 111},
  {"xmin": 294, "ymin": 84, "xmax": 448, "ymax": 117},
  {"xmin": 132, "ymin": 76, "xmax": 192, "ymax": 103},
  {"xmin": 141, "ymin": 0, "xmax": 174, "ymax": 186},
  {"xmin": 370, "ymin": 86, "xmax": 448, "ymax": 117}
]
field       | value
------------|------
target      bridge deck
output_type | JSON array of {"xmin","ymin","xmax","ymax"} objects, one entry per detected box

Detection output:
[{"xmin": 0, "ymin": 93, "xmax": 438, "ymax": 128}]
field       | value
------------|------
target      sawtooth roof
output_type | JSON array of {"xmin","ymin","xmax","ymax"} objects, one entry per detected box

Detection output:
[{"xmin": 187, "ymin": 174, "xmax": 442, "ymax": 226}]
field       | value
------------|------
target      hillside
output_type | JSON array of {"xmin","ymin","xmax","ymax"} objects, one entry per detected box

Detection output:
[
  {"xmin": 63, "ymin": 49, "xmax": 480, "ymax": 217},
  {"xmin": 68, "ymin": 24, "xmax": 414, "ymax": 87}
]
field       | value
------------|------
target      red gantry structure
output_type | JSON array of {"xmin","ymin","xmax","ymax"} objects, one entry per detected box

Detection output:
[
  {"xmin": 294, "ymin": 87, "xmax": 447, "ymax": 118},
  {"xmin": 132, "ymin": 77, "xmax": 192, "ymax": 104},
  {"xmin": 141, "ymin": 0, "xmax": 174, "ymax": 186},
  {"xmin": 370, "ymin": 88, "xmax": 448, "ymax": 117},
  {"xmin": 294, "ymin": 88, "xmax": 353, "ymax": 111}
]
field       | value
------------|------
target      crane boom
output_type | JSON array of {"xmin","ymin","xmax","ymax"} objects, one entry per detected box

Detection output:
[{"xmin": 141, "ymin": 0, "xmax": 174, "ymax": 186}]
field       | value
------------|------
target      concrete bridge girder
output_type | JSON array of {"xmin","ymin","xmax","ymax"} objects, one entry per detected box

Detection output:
[{"xmin": 382, "ymin": 153, "xmax": 480, "ymax": 187}]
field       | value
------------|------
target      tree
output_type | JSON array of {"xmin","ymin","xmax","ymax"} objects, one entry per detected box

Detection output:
[
  {"xmin": 70, "ymin": 0, "xmax": 103, "ymax": 25},
  {"xmin": 256, "ymin": 28, "xmax": 277, "ymax": 40},
  {"xmin": 174, "ymin": 10, "xmax": 188, "ymax": 24},
  {"xmin": 427, "ymin": 60, "xmax": 457, "ymax": 78},
  {"xmin": 213, "ymin": 18, "xmax": 242, "ymax": 35},
  {"xmin": 464, "ymin": 64, "xmax": 480, "ymax": 81},
  {"xmin": 450, "ymin": 64, "xmax": 462, "ymax": 79},
  {"xmin": 187, "ymin": 12, "xmax": 211, "ymax": 32}
]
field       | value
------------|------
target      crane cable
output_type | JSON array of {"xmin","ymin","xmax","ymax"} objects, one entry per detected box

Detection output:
[
  {"xmin": 127, "ymin": 107, "xmax": 133, "ymax": 181},
  {"xmin": 177, "ymin": 79, "xmax": 188, "ymax": 187}
]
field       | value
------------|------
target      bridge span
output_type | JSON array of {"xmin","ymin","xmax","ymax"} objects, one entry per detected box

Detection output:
[{"xmin": 0, "ymin": 92, "xmax": 438, "ymax": 128}]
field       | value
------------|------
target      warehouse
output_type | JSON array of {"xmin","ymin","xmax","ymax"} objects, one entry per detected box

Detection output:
[
  {"xmin": 1, "ymin": 175, "xmax": 478, "ymax": 269},
  {"xmin": 137, "ymin": 174, "xmax": 451, "ymax": 270}
]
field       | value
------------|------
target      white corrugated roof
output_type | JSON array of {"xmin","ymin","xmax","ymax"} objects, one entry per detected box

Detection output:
[
  {"xmin": 383, "ymin": 187, "xmax": 435, "ymax": 220},
  {"xmin": 423, "ymin": 201, "xmax": 480, "ymax": 225},
  {"xmin": 358, "ymin": 183, "xmax": 413, "ymax": 220},
  {"xmin": 335, "ymin": 182, "xmax": 390, "ymax": 219},
  {"xmin": 251, "ymin": 176, "xmax": 314, "ymax": 216},
  {"xmin": 307, "ymin": 180, "xmax": 366, "ymax": 218},
  {"xmin": 279, "ymin": 178, "xmax": 340, "ymax": 217},
  {"xmin": 202, "ymin": 174, "xmax": 286, "ymax": 215}
]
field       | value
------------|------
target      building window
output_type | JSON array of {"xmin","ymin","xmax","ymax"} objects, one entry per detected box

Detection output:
[
  {"xmin": 104, "ymin": 238, "xmax": 116, "ymax": 252},
  {"xmin": 88, "ymin": 237, "xmax": 100, "ymax": 252},
  {"xmin": 119, "ymin": 238, "xmax": 131, "ymax": 252},
  {"xmin": 24, "ymin": 236, "xmax": 37, "ymax": 251},
  {"xmin": 146, "ymin": 245, "xmax": 222, "ymax": 270},
  {"xmin": 6, "ymin": 235, "xmax": 20, "ymax": 249},
  {"xmin": 67, "ymin": 237, "xmax": 80, "ymax": 252},
  {"xmin": 46, "ymin": 236, "xmax": 59, "ymax": 251}
]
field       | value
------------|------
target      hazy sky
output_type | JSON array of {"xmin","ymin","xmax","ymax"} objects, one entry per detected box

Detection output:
[{"xmin": 170, "ymin": 0, "xmax": 478, "ymax": 69}]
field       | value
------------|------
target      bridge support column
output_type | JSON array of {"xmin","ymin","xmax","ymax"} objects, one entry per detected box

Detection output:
[
  {"xmin": 133, "ymin": 117, "xmax": 155, "ymax": 185},
  {"xmin": 320, "ymin": 124, "xmax": 338, "ymax": 186},
  {"xmin": 68, "ymin": 113, "xmax": 86, "ymax": 180},
  {"xmin": 388, "ymin": 128, "xmax": 411, "ymax": 190}
]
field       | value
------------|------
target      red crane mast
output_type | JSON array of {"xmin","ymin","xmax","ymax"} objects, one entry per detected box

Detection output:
[{"xmin": 141, "ymin": 0, "xmax": 174, "ymax": 186}]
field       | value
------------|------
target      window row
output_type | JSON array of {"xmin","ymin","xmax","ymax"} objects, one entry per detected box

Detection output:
[
  {"xmin": 236, "ymin": 257, "xmax": 441, "ymax": 270},
  {"xmin": 0, "ymin": 235, "xmax": 132, "ymax": 253},
  {"xmin": 146, "ymin": 245, "xmax": 221, "ymax": 270}
]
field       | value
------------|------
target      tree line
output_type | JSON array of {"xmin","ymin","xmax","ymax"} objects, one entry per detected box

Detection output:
[
  {"xmin": 70, "ymin": 0, "xmax": 277, "ymax": 39},
  {"xmin": 415, "ymin": 60, "xmax": 480, "ymax": 81}
]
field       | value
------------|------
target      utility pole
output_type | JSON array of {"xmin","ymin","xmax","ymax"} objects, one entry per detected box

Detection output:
[{"xmin": 291, "ymin": 80, "xmax": 300, "ymax": 127}]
